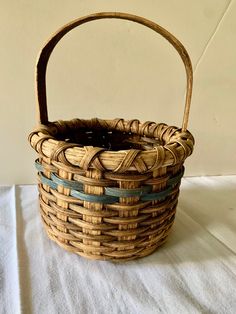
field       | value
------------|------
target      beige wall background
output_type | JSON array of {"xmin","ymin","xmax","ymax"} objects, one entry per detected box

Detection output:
[{"xmin": 0, "ymin": 0, "xmax": 235, "ymax": 184}]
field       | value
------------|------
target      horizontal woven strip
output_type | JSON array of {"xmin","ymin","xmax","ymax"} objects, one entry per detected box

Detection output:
[
  {"xmin": 36, "ymin": 161, "xmax": 184, "ymax": 203},
  {"xmin": 51, "ymin": 173, "xmax": 83, "ymax": 190},
  {"xmin": 35, "ymin": 160, "xmax": 44, "ymax": 172},
  {"xmin": 39, "ymin": 173, "xmax": 57, "ymax": 190},
  {"xmin": 141, "ymin": 185, "xmax": 174, "ymax": 201},
  {"xmin": 38, "ymin": 172, "xmax": 117, "ymax": 204},
  {"xmin": 105, "ymin": 185, "xmax": 152, "ymax": 197},
  {"xmin": 168, "ymin": 169, "xmax": 185, "ymax": 186},
  {"xmin": 70, "ymin": 189, "xmax": 118, "ymax": 204}
]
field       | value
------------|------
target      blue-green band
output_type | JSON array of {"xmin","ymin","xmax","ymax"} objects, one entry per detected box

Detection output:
[{"xmin": 36, "ymin": 160, "xmax": 184, "ymax": 204}]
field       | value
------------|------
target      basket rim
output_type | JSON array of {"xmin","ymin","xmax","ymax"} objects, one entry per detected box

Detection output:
[{"xmin": 29, "ymin": 118, "xmax": 194, "ymax": 173}]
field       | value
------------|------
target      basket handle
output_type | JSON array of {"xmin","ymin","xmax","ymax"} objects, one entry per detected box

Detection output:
[{"xmin": 36, "ymin": 12, "xmax": 193, "ymax": 131}]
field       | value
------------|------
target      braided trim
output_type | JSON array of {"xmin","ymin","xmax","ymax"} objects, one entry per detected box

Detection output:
[
  {"xmin": 29, "ymin": 118, "xmax": 194, "ymax": 172},
  {"xmin": 79, "ymin": 146, "xmax": 105, "ymax": 170},
  {"xmin": 114, "ymin": 149, "xmax": 141, "ymax": 173}
]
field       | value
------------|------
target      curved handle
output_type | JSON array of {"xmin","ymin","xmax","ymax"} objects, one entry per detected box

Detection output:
[{"xmin": 36, "ymin": 12, "xmax": 193, "ymax": 131}]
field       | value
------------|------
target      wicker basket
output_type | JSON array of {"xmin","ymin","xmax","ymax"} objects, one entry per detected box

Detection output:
[{"xmin": 29, "ymin": 12, "xmax": 194, "ymax": 261}]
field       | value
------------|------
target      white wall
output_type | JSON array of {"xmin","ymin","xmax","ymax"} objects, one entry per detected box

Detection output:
[{"xmin": 0, "ymin": 0, "xmax": 235, "ymax": 184}]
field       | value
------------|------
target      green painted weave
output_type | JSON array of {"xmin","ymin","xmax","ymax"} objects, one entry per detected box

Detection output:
[{"xmin": 36, "ymin": 160, "xmax": 184, "ymax": 204}]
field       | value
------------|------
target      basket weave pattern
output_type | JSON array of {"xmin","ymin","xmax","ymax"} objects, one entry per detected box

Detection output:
[
  {"xmin": 29, "ymin": 12, "xmax": 194, "ymax": 261},
  {"xmin": 29, "ymin": 118, "xmax": 194, "ymax": 261}
]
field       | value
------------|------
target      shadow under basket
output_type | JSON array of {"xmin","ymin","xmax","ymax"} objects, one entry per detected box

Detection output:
[{"xmin": 29, "ymin": 12, "xmax": 195, "ymax": 262}]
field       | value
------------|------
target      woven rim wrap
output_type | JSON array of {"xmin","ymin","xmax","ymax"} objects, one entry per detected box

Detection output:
[
  {"xmin": 29, "ymin": 118, "xmax": 194, "ymax": 173},
  {"xmin": 29, "ymin": 12, "xmax": 194, "ymax": 261}
]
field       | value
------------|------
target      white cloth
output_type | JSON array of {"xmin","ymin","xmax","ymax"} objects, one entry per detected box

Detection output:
[{"xmin": 1, "ymin": 176, "xmax": 236, "ymax": 314}]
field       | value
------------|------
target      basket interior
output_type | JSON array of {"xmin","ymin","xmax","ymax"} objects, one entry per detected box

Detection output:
[{"xmin": 55, "ymin": 127, "xmax": 164, "ymax": 151}]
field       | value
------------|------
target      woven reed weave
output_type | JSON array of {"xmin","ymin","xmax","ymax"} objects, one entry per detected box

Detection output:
[{"xmin": 29, "ymin": 12, "xmax": 194, "ymax": 261}]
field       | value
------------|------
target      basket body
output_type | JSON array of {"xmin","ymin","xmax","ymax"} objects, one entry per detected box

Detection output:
[
  {"xmin": 29, "ymin": 119, "xmax": 194, "ymax": 261},
  {"xmin": 29, "ymin": 12, "xmax": 195, "ymax": 261}
]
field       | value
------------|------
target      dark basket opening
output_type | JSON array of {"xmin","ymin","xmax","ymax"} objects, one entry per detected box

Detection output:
[{"xmin": 55, "ymin": 127, "xmax": 164, "ymax": 151}]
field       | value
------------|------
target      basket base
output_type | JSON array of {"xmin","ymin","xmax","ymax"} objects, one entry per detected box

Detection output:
[{"xmin": 41, "ymin": 217, "xmax": 174, "ymax": 262}]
